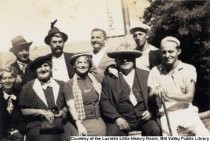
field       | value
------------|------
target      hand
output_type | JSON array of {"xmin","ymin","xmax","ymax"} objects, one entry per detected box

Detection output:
[
  {"xmin": 116, "ymin": 117, "xmax": 130, "ymax": 130},
  {"xmin": 7, "ymin": 98, "xmax": 14, "ymax": 114},
  {"xmin": 41, "ymin": 110, "xmax": 55, "ymax": 123},
  {"xmin": 108, "ymin": 67, "xmax": 118, "ymax": 78},
  {"xmin": 54, "ymin": 110, "xmax": 64, "ymax": 118},
  {"xmin": 141, "ymin": 110, "xmax": 151, "ymax": 121},
  {"xmin": 76, "ymin": 120, "xmax": 87, "ymax": 136},
  {"xmin": 154, "ymin": 86, "xmax": 169, "ymax": 101}
]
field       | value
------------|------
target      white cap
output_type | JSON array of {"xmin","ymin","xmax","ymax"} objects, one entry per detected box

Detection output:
[
  {"xmin": 129, "ymin": 22, "xmax": 151, "ymax": 33},
  {"xmin": 161, "ymin": 36, "xmax": 180, "ymax": 47}
]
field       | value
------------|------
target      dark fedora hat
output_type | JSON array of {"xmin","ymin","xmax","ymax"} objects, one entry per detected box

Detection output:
[
  {"xmin": 9, "ymin": 35, "xmax": 32, "ymax": 53},
  {"xmin": 70, "ymin": 52, "xmax": 92, "ymax": 65},
  {"xmin": 30, "ymin": 54, "xmax": 52, "ymax": 71},
  {"xmin": 107, "ymin": 42, "xmax": 141, "ymax": 58},
  {"xmin": 44, "ymin": 20, "xmax": 68, "ymax": 45}
]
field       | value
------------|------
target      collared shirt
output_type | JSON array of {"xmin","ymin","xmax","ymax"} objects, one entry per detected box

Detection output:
[
  {"xmin": 3, "ymin": 91, "xmax": 17, "ymax": 100},
  {"xmin": 148, "ymin": 61, "xmax": 197, "ymax": 113},
  {"xmin": 121, "ymin": 69, "xmax": 137, "ymax": 106},
  {"xmin": 17, "ymin": 60, "xmax": 28, "ymax": 74},
  {"xmin": 52, "ymin": 54, "xmax": 69, "ymax": 82},
  {"xmin": 135, "ymin": 44, "xmax": 158, "ymax": 71},
  {"xmin": 92, "ymin": 46, "xmax": 107, "ymax": 68}
]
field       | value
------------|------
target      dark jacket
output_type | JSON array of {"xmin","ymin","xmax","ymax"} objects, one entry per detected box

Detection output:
[
  {"xmin": 100, "ymin": 68, "xmax": 157, "ymax": 123},
  {"xmin": 149, "ymin": 50, "xmax": 162, "ymax": 70}
]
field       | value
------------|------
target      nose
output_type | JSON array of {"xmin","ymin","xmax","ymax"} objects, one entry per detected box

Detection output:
[{"xmin": 165, "ymin": 51, "xmax": 170, "ymax": 57}]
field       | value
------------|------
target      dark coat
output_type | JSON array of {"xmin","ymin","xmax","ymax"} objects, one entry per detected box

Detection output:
[
  {"xmin": 149, "ymin": 50, "xmax": 162, "ymax": 70},
  {"xmin": 100, "ymin": 68, "xmax": 152, "ymax": 123}
]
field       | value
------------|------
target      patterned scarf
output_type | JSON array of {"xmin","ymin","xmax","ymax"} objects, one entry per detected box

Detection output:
[{"xmin": 72, "ymin": 73, "xmax": 101, "ymax": 121}]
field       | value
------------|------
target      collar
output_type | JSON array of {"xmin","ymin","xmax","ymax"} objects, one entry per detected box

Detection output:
[
  {"xmin": 160, "ymin": 60, "xmax": 184, "ymax": 75},
  {"xmin": 3, "ymin": 91, "xmax": 17, "ymax": 100},
  {"xmin": 17, "ymin": 60, "xmax": 27, "ymax": 66}
]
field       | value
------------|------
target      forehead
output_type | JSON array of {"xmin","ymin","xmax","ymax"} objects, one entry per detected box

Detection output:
[
  {"xmin": 91, "ymin": 31, "xmax": 104, "ymax": 37},
  {"xmin": 2, "ymin": 71, "xmax": 13, "ymax": 77},
  {"xmin": 161, "ymin": 41, "xmax": 178, "ymax": 50},
  {"xmin": 50, "ymin": 36, "xmax": 64, "ymax": 41}
]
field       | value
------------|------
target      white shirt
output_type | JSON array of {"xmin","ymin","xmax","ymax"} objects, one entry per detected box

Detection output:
[
  {"xmin": 92, "ymin": 46, "xmax": 107, "ymax": 67},
  {"xmin": 136, "ymin": 44, "xmax": 158, "ymax": 71},
  {"xmin": 121, "ymin": 69, "xmax": 137, "ymax": 106},
  {"xmin": 52, "ymin": 54, "xmax": 69, "ymax": 82}
]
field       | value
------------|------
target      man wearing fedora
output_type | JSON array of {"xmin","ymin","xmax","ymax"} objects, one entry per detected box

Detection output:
[
  {"xmin": 9, "ymin": 35, "xmax": 33, "ymax": 87},
  {"xmin": 100, "ymin": 42, "xmax": 161, "ymax": 136},
  {"xmin": 130, "ymin": 22, "xmax": 162, "ymax": 71},
  {"xmin": 44, "ymin": 20, "xmax": 74, "ymax": 82}
]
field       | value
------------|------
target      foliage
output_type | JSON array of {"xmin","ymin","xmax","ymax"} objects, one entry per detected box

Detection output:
[{"xmin": 143, "ymin": 0, "xmax": 210, "ymax": 111}]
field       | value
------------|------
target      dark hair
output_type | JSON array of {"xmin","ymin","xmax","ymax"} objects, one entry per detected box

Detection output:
[{"xmin": 91, "ymin": 28, "xmax": 107, "ymax": 39}]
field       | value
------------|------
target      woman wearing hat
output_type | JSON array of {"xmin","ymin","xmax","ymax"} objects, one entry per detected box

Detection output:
[
  {"xmin": 0, "ymin": 66, "xmax": 24, "ymax": 141},
  {"xmin": 18, "ymin": 55, "xmax": 69, "ymax": 141},
  {"xmin": 64, "ymin": 53, "xmax": 106, "ymax": 136}
]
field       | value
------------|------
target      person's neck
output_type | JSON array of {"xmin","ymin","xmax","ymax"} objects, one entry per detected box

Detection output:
[
  {"xmin": 40, "ymin": 79, "xmax": 51, "ymax": 85},
  {"xmin": 53, "ymin": 53, "xmax": 63, "ymax": 58},
  {"xmin": 163, "ymin": 60, "xmax": 179, "ymax": 74},
  {"xmin": 120, "ymin": 68, "xmax": 133, "ymax": 76},
  {"xmin": 93, "ymin": 46, "xmax": 105, "ymax": 54},
  {"xmin": 136, "ymin": 42, "xmax": 149, "ymax": 52}
]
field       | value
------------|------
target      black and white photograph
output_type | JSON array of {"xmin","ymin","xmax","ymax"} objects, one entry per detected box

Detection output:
[{"xmin": 0, "ymin": 0, "xmax": 210, "ymax": 140}]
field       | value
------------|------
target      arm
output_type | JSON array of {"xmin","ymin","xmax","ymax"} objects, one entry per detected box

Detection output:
[
  {"xmin": 66, "ymin": 99, "xmax": 87, "ymax": 136},
  {"xmin": 21, "ymin": 108, "xmax": 54, "ymax": 123}
]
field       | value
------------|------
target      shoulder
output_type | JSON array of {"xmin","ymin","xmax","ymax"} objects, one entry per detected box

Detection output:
[
  {"xmin": 181, "ymin": 62, "xmax": 196, "ymax": 71},
  {"xmin": 64, "ymin": 52, "xmax": 74, "ymax": 57},
  {"xmin": 135, "ymin": 68, "xmax": 149, "ymax": 75}
]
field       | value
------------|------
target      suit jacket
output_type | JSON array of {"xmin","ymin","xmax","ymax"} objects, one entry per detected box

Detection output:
[
  {"xmin": 100, "ymin": 68, "xmax": 151, "ymax": 122},
  {"xmin": 10, "ymin": 60, "xmax": 32, "ymax": 89},
  {"xmin": 149, "ymin": 50, "xmax": 162, "ymax": 70}
]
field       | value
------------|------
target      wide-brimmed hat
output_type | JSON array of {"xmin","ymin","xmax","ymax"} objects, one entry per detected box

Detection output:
[
  {"xmin": 30, "ymin": 54, "xmax": 52, "ymax": 71},
  {"xmin": 70, "ymin": 52, "xmax": 92, "ymax": 65},
  {"xmin": 107, "ymin": 42, "xmax": 141, "ymax": 58},
  {"xmin": 44, "ymin": 20, "xmax": 68, "ymax": 45},
  {"xmin": 9, "ymin": 35, "xmax": 32, "ymax": 53},
  {"xmin": 129, "ymin": 22, "xmax": 151, "ymax": 34}
]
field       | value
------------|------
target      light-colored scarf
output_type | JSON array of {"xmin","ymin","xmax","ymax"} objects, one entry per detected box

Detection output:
[{"xmin": 72, "ymin": 73, "xmax": 101, "ymax": 121}]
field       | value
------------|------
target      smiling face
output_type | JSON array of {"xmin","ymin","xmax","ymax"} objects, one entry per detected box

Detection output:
[
  {"xmin": 91, "ymin": 30, "xmax": 106, "ymax": 54},
  {"xmin": 74, "ymin": 56, "xmax": 90, "ymax": 77},
  {"xmin": 1, "ymin": 71, "xmax": 16, "ymax": 92},
  {"xmin": 15, "ymin": 47, "xmax": 30, "ymax": 63},
  {"xmin": 49, "ymin": 34, "xmax": 64, "ymax": 57},
  {"xmin": 161, "ymin": 41, "xmax": 181, "ymax": 67},
  {"xmin": 36, "ymin": 63, "xmax": 51, "ymax": 82}
]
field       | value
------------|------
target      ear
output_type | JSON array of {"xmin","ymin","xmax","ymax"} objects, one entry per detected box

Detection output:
[{"xmin": 177, "ymin": 48, "xmax": 182, "ymax": 55}]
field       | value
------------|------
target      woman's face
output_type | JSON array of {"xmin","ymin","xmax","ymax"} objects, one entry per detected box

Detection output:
[
  {"xmin": 74, "ymin": 56, "xmax": 90, "ymax": 76},
  {"xmin": 1, "ymin": 71, "xmax": 16, "ymax": 91},
  {"xmin": 36, "ymin": 63, "xmax": 51, "ymax": 82}
]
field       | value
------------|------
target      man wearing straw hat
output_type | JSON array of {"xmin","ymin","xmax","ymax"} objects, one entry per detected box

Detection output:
[
  {"xmin": 100, "ymin": 42, "xmax": 161, "ymax": 136},
  {"xmin": 148, "ymin": 36, "xmax": 210, "ymax": 136},
  {"xmin": 129, "ymin": 22, "xmax": 162, "ymax": 71}
]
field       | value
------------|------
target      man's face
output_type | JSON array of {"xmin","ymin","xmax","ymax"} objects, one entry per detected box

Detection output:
[
  {"xmin": 49, "ymin": 36, "xmax": 64, "ymax": 57},
  {"xmin": 91, "ymin": 31, "xmax": 105, "ymax": 53},
  {"xmin": 161, "ymin": 41, "xmax": 181, "ymax": 66},
  {"xmin": 1, "ymin": 71, "xmax": 16, "ymax": 91},
  {"xmin": 36, "ymin": 63, "xmax": 51, "ymax": 82},
  {"xmin": 74, "ymin": 56, "xmax": 90, "ymax": 76},
  {"xmin": 116, "ymin": 56, "xmax": 135, "ymax": 74},
  {"xmin": 133, "ymin": 30, "xmax": 148, "ymax": 47},
  {"xmin": 15, "ymin": 47, "xmax": 30, "ymax": 63}
]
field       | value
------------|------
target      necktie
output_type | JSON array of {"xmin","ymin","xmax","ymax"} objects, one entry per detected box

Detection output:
[{"xmin": 129, "ymin": 92, "xmax": 137, "ymax": 106}]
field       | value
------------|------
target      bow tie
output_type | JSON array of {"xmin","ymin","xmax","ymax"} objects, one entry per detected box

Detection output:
[
  {"xmin": 42, "ymin": 83, "xmax": 52, "ymax": 90},
  {"xmin": 3, "ymin": 92, "xmax": 17, "ymax": 101}
]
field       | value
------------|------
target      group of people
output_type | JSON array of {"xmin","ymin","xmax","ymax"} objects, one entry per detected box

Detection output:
[{"xmin": 0, "ymin": 20, "xmax": 209, "ymax": 141}]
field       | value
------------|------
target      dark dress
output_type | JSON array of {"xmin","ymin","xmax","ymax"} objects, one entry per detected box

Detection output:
[
  {"xmin": 0, "ymin": 89, "xmax": 24, "ymax": 140},
  {"xmin": 19, "ymin": 79, "xmax": 66, "ymax": 141}
]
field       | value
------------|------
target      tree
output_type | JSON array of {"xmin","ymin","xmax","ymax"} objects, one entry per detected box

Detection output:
[{"xmin": 143, "ymin": 0, "xmax": 210, "ymax": 111}]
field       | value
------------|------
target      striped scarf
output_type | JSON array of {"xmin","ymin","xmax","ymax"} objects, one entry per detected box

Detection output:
[{"xmin": 72, "ymin": 73, "xmax": 101, "ymax": 121}]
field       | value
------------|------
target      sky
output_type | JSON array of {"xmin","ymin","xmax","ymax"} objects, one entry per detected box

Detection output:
[{"xmin": 0, "ymin": 0, "xmax": 150, "ymax": 53}]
